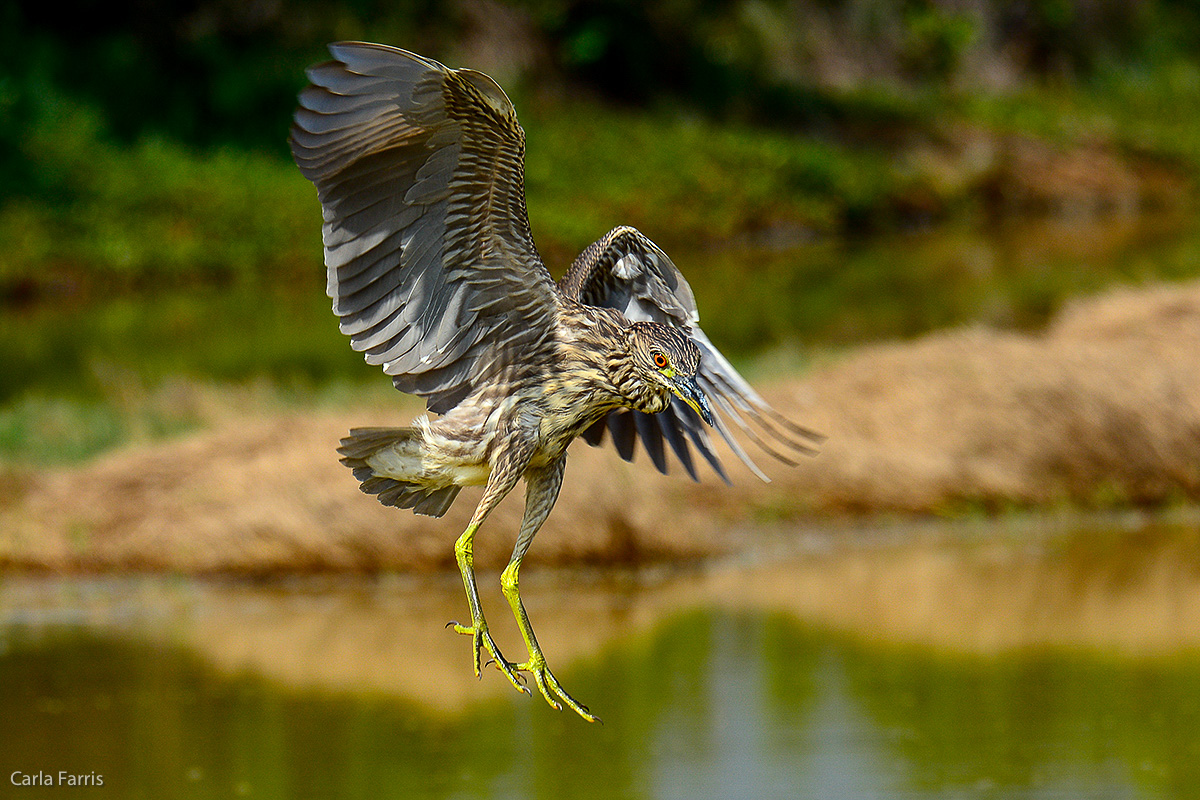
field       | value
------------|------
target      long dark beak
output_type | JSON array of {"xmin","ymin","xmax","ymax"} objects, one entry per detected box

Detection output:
[{"xmin": 672, "ymin": 375, "xmax": 715, "ymax": 426}]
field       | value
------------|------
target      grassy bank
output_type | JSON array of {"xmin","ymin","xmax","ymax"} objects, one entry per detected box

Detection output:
[
  {"xmin": 5, "ymin": 66, "xmax": 1199, "ymax": 298},
  {"xmin": 3, "ymin": 279, "xmax": 1199, "ymax": 572},
  {"xmin": 5, "ymin": 211, "xmax": 1200, "ymax": 467}
]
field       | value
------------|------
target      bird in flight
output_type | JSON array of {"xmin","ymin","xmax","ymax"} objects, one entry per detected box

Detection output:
[{"xmin": 290, "ymin": 42, "xmax": 822, "ymax": 722}]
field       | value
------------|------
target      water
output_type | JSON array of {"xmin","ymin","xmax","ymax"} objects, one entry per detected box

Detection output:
[{"xmin": 2, "ymin": 518, "xmax": 1199, "ymax": 799}]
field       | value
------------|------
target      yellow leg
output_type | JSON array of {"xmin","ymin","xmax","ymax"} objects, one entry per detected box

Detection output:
[
  {"xmin": 446, "ymin": 452, "xmax": 530, "ymax": 697},
  {"xmin": 449, "ymin": 523, "xmax": 528, "ymax": 695},
  {"xmin": 501, "ymin": 558, "xmax": 599, "ymax": 722},
  {"xmin": 498, "ymin": 457, "xmax": 600, "ymax": 722}
]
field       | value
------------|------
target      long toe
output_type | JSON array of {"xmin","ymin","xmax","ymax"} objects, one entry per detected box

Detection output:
[
  {"xmin": 450, "ymin": 622, "xmax": 529, "ymax": 695},
  {"xmin": 486, "ymin": 649, "xmax": 531, "ymax": 696},
  {"xmin": 449, "ymin": 621, "xmax": 486, "ymax": 678},
  {"xmin": 521, "ymin": 659, "xmax": 600, "ymax": 723}
]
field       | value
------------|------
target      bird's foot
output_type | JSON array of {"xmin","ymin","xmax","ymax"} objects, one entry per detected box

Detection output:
[
  {"xmin": 447, "ymin": 620, "xmax": 529, "ymax": 696},
  {"xmin": 516, "ymin": 652, "xmax": 600, "ymax": 723}
]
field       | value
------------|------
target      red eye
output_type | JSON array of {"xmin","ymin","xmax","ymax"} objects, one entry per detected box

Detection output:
[{"xmin": 653, "ymin": 353, "xmax": 668, "ymax": 369}]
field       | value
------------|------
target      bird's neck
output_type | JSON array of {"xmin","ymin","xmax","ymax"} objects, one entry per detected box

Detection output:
[{"xmin": 549, "ymin": 305, "xmax": 624, "ymax": 404}]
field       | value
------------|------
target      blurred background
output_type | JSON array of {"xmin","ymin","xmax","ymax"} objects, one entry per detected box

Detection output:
[{"xmin": 3, "ymin": 1, "xmax": 1200, "ymax": 797}]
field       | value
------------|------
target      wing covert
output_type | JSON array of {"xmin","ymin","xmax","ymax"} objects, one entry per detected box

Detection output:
[{"xmin": 564, "ymin": 226, "xmax": 824, "ymax": 482}]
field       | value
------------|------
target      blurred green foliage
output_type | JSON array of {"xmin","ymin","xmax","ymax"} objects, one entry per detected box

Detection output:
[
  {"xmin": 6, "ymin": 1, "xmax": 1199, "ymax": 159},
  {"xmin": 8, "ymin": 57, "xmax": 1200, "ymax": 298},
  {"xmin": 4, "ymin": 0, "xmax": 1200, "ymax": 293},
  {"xmin": 0, "ymin": 119, "xmax": 317, "ymax": 291},
  {"xmin": 0, "ymin": 0, "xmax": 459, "ymax": 153}
]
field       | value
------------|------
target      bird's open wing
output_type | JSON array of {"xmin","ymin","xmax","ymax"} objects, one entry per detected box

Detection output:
[
  {"xmin": 290, "ymin": 42, "xmax": 559, "ymax": 413},
  {"xmin": 559, "ymin": 226, "xmax": 824, "ymax": 482}
]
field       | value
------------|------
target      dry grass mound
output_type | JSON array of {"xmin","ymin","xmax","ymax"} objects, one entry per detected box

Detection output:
[{"xmin": 796, "ymin": 279, "xmax": 1200, "ymax": 510}]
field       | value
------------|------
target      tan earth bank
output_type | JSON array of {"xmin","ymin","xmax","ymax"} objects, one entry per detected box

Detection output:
[{"xmin": 2, "ymin": 279, "xmax": 1199, "ymax": 574}]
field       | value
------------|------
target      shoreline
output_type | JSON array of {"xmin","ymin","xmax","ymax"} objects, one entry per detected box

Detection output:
[{"xmin": 2, "ymin": 278, "xmax": 1199, "ymax": 574}]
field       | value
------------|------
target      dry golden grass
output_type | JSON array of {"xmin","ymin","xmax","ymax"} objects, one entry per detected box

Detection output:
[
  {"xmin": 2, "ymin": 279, "xmax": 1199, "ymax": 573},
  {"xmin": 795, "ymin": 279, "xmax": 1200, "ymax": 510}
]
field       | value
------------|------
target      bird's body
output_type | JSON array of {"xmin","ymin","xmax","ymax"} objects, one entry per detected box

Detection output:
[
  {"xmin": 291, "ymin": 43, "xmax": 822, "ymax": 721},
  {"xmin": 343, "ymin": 299, "xmax": 674, "ymax": 503}
]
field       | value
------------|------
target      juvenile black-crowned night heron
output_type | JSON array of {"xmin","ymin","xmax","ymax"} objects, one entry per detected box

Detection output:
[{"xmin": 290, "ymin": 42, "xmax": 822, "ymax": 721}]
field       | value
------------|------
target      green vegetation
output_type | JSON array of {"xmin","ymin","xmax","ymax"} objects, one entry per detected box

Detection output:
[
  {"xmin": 6, "ymin": 2, "xmax": 1200, "ymax": 294},
  {"xmin": 0, "ymin": 119, "xmax": 316, "ymax": 293},
  {"xmin": 0, "ymin": 92, "xmax": 892, "ymax": 294},
  {"xmin": 7, "ymin": 70, "xmax": 1200, "ymax": 297}
]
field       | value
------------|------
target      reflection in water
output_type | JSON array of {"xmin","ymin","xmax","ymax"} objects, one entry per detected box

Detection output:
[
  {"xmin": 2, "ymin": 519, "xmax": 1200, "ymax": 799},
  {"xmin": 2, "ymin": 617, "xmax": 1197, "ymax": 799}
]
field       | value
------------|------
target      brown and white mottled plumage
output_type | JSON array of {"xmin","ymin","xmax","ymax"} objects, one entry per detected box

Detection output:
[{"xmin": 290, "ymin": 42, "xmax": 822, "ymax": 721}]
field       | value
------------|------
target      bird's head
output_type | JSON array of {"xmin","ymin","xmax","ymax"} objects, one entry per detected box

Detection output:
[{"xmin": 624, "ymin": 322, "xmax": 715, "ymax": 425}]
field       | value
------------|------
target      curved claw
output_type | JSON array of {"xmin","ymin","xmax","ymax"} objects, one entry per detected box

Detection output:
[
  {"xmin": 485, "ymin": 658, "xmax": 529, "ymax": 686},
  {"xmin": 449, "ymin": 622, "xmax": 530, "ymax": 695},
  {"xmin": 517, "ymin": 658, "xmax": 601, "ymax": 723}
]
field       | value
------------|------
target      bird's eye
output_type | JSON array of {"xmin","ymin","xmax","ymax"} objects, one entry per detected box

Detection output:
[{"xmin": 653, "ymin": 352, "xmax": 669, "ymax": 369}]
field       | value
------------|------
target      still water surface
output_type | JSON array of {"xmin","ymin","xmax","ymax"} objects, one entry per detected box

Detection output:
[{"xmin": 2, "ymin": 518, "xmax": 1199, "ymax": 799}]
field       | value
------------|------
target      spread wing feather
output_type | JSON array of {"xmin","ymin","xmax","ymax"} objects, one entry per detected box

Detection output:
[
  {"xmin": 563, "ymin": 226, "xmax": 824, "ymax": 482},
  {"xmin": 290, "ymin": 42, "xmax": 558, "ymax": 414}
]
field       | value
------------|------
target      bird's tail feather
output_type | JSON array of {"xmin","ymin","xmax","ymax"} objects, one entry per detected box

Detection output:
[{"xmin": 337, "ymin": 427, "xmax": 461, "ymax": 518}]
